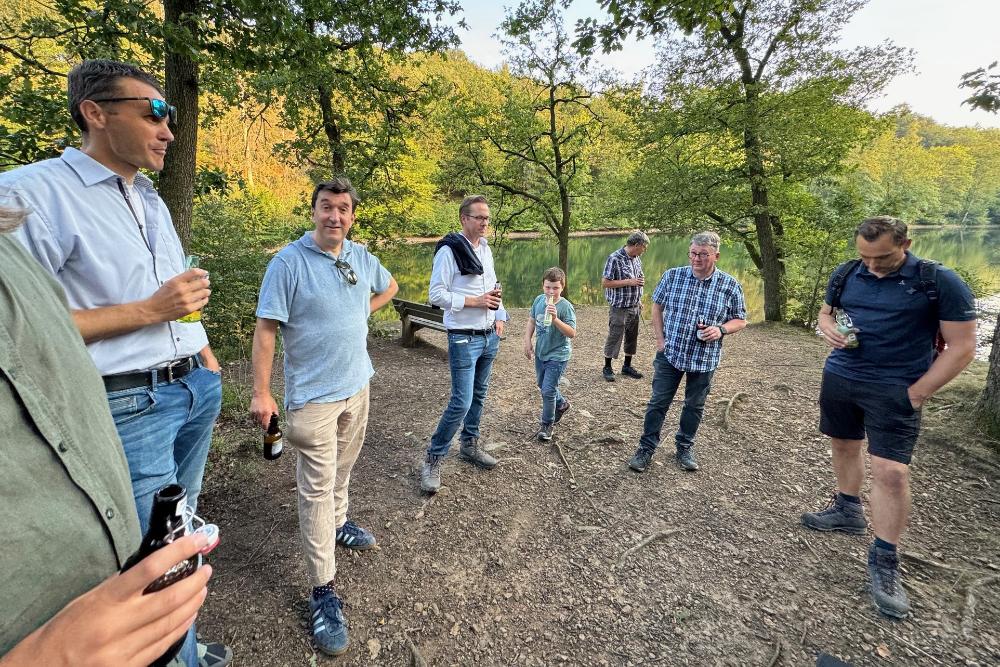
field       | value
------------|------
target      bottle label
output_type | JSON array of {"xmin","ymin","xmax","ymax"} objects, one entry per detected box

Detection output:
[{"xmin": 271, "ymin": 437, "xmax": 283, "ymax": 455}]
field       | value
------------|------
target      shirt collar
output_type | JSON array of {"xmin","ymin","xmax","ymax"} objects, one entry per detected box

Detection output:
[
  {"xmin": 60, "ymin": 147, "xmax": 155, "ymax": 190},
  {"xmin": 856, "ymin": 251, "xmax": 919, "ymax": 279},
  {"xmin": 300, "ymin": 231, "xmax": 353, "ymax": 259},
  {"xmin": 685, "ymin": 265, "xmax": 717, "ymax": 283}
]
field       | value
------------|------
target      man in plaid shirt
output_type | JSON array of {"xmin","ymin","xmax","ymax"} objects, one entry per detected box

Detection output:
[
  {"xmin": 628, "ymin": 231, "xmax": 747, "ymax": 473},
  {"xmin": 601, "ymin": 231, "xmax": 650, "ymax": 382}
]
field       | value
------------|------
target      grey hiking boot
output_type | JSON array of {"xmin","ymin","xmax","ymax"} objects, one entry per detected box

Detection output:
[
  {"xmin": 801, "ymin": 492, "xmax": 867, "ymax": 534},
  {"xmin": 420, "ymin": 454, "xmax": 444, "ymax": 493},
  {"xmin": 459, "ymin": 437, "xmax": 497, "ymax": 470},
  {"xmin": 629, "ymin": 447, "xmax": 654, "ymax": 472},
  {"xmin": 676, "ymin": 447, "xmax": 699, "ymax": 471},
  {"xmin": 537, "ymin": 423, "xmax": 553, "ymax": 442},
  {"xmin": 867, "ymin": 544, "xmax": 910, "ymax": 619}
]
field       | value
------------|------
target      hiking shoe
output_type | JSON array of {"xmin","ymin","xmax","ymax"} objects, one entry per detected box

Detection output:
[
  {"xmin": 309, "ymin": 590, "xmax": 349, "ymax": 656},
  {"xmin": 801, "ymin": 492, "xmax": 867, "ymax": 534},
  {"xmin": 629, "ymin": 447, "xmax": 654, "ymax": 472},
  {"xmin": 621, "ymin": 365, "xmax": 643, "ymax": 379},
  {"xmin": 676, "ymin": 447, "xmax": 699, "ymax": 471},
  {"xmin": 867, "ymin": 545, "xmax": 910, "ymax": 619},
  {"xmin": 336, "ymin": 520, "xmax": 376, "ymax": 550},
  {"xmin": 603, "ymin": 367, "xmax": 615, "ymax": 382},
  {"xmin": 459, "ymin": 437, "xmax": 497, "ymax": 469},
  {"xmin": 421, "ymin": 454, "xmax": 443, "ymax": 493},
  {"xmin": 197, "ymin": 641, "xmax": 233, "ymax": 667},
  {"xmin": 555, "ymin": 399, "xmax": 571, "ymax": 423},
  {"xmin": 537, "ymin": 423, "xmax": 553, "ymax": 442}
]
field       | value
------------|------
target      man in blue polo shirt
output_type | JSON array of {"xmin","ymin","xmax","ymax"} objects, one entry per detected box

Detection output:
[
  {"xmin": 250, "ymin": 178, "xmax": 398, "ymax": 656},
  {"xmin": 802, "ymin": 216, "xmax": 977, "ymax": 619},
  {"xmin": 628, "ymin": 231, "xmax": 747, "ymax": 473}
]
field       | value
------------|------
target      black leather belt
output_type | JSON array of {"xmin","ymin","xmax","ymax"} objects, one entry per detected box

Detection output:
[
  {"xmin": 447, "ymin": 328, "xmax": 493, "ymax": 336},
  {"xmin": 103, "ymin": 355, "xmax": 199, "ymax": 393}
]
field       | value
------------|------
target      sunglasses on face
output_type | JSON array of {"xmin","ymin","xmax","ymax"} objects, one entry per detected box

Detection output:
[
  {"xmin": 91, "ymin": 97, "xmax": 177, "ymax": 125},
  {"xmin": 334, "ymin": 259, "xmax": 358, "ymax": 286}
]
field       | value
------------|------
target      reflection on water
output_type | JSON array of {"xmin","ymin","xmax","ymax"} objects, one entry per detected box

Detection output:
[{"xmin": 380, "ymin": 228, "xmax": 1000, "ymax": 322}]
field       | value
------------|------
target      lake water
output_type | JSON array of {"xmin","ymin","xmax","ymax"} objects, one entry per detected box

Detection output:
[{"xmin": 381, "ymin": 227, "xmax": 1000, "ymax": 321}]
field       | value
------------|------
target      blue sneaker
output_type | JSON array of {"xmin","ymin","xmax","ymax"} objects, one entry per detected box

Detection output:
[
  {"xmin": 309, "ymin": 591, "xmax": 349, "ymax": 656},
  {"xmin": 336, "ymin": 520, "xmax": 377, "ymax": 550}
]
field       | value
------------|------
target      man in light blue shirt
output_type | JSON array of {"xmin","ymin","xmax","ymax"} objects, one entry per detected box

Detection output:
[
  {"xmin": 0, "ymin": 59, "xmax": 228, "ymax": 667},
  {"xmin": 251, "ymin": 177, "xmax": 398, "ymax": 657},
  {"xmin": 421, "ymin": 194, "xmax": 509, "ymax": 494}
]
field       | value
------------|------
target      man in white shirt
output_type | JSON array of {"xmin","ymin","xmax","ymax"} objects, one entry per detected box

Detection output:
[{"xmin": 421, "ymin": 195, "xmax": 508, "ymax": 493}]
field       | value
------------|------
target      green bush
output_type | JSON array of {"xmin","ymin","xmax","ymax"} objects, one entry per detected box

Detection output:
[{"xmin": 191, "ymin": 193, "xmax": 304, "ymax": 360}]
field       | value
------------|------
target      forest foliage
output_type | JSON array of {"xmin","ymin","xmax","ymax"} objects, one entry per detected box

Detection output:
[{"xmin": 2, "ymin": 0, "xmax": 999, "ymax": 350}]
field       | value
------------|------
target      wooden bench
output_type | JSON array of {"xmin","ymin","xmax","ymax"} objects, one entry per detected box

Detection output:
[{"xmin": 392, "ymin": 298, "xmax": 446, "ymax": 347}]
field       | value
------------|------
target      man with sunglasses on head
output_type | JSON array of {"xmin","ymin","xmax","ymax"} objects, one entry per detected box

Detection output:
[
  {"xmin": 0, "ymin": 60, "xmax": 229, "ymax": 667},
  {"xmin": 420, "ymin": 194, "xmax": 508, "ymax": 493},
  {"xmin": 250, "ymin": 178, "xmax": 398, "ymax": 657},
  {"xmin": 627, "ymin": 231, "xmax": 747, "ymax": 474}
]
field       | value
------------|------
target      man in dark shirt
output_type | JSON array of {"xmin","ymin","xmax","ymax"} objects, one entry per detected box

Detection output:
[{"xmin": 802, "ymin": 216, "xmax": 977, "ymax": 619}]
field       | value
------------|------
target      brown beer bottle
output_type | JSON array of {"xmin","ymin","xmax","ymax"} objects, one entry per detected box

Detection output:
[
  {"xmin": 264, "ymin": 413, "xmax": 283, "ymax": 460},
  {"xmin": 120, "ymin": 484, "xmax": 199, "ymax": 667}
]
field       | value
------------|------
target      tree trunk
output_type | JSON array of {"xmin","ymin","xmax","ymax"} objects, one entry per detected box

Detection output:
[
  {"xmin": 743, "ymin": 87, "xmax": 784, "ymax": 321},
  {"xmin": 160, "ymin": 0, "xmax": 199, "ymax": 250},
  {"xmin": 317, "ymin": 84, "xmax": 346, "ymax": 175},
  {"xmin": 978, "ymin": 315, "xmax": 1000, "ymax": 437}
]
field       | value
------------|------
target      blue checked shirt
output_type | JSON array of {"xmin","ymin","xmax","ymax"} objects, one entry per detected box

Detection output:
[
  {"xmin": 603, "ymin": 247, "xmax": 644, "ymax": 308},
  {"xmin": 652, "ymin": 266, "xmax": 747, "ymax": 372}
]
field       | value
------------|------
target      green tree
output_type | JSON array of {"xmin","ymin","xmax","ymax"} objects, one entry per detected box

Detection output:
[
  {"xmin": 960, "ymin": 62, "xmax": 1000, "ymax": 437},
  {"xmin": 444, "ymin": 0, "xmax": 604, "ymax": 275},
  {"xmin": 576, "ymin": 0, "xmax": 910, "ymax": 321}
]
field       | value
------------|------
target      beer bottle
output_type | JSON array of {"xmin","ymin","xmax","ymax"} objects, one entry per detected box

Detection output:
[
  {"xmin": 120, "ymin": 484, "xmax": 199, "ymax": 667},
  {"xmin": 489, "ymin": 281, "xmax": 501, "ymax": 310},
  {"xmin": 835, "ymin": 309, "xmax": 860, "ymax": 348},
  {"xmin": 264, "ymin": 413, "xmax": 283, "ymax": 460},
  {"xmin": 543, "ymin": 294, "xmax": 555, "ymax": 326}
]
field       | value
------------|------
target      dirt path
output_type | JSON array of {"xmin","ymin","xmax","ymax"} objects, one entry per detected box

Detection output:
[{"xmin": 197, "ymin": 307, "xmax": 1000, "ymax": 666}]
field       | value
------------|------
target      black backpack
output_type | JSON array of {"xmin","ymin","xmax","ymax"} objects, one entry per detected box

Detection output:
[{"xmin": 828, "ymin": 258, "xmax": 944, "ymax": 354}]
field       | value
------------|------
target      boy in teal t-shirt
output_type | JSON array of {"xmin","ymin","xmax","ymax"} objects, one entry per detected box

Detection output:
[{"xmin": 522, "ymin": 267, "xmax": 577, "ymax": 441}]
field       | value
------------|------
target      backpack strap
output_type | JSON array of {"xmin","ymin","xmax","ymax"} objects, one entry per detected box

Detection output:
[
  {"xmin": 917, "ymin": 259, "xmax": 940, "ymax": 307},
  {"xmin": 828, "ymin": 259, "xmax": 862, "ymax": 309}
]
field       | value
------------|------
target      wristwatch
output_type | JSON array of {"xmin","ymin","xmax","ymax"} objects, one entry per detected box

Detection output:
[{"xmin": 718, "ymin": 324, "xmax": 728, "ymax": 337}]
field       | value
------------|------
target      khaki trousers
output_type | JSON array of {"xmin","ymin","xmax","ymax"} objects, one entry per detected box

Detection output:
[{"xmin": 286, "ymin": 384, "xmax": 369, "ymax": 586}]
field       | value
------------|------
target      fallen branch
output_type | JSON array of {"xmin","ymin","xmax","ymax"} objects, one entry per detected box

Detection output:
[
  {"xmin": 962, "ymin": 574, "xmax": 1000, "ymax": 638},
  {"xmin": 849, "ymin": 610, "xmax": 944, "ymax": 665},
  {"xmin": 799, "ymin": 536, "xmax": 823, "ymax": 564},
  {"xmin": 405, "ymin": 633, "xmax": 427, "ymax": 667},
  {"xmin": 799, "ymin": 621, "xmax": 808, "ymax": 647},
  {"xmin": 720, "ymin": 392, "xmax": 749, "ymax": 429},
  {"xmin": 552, "ymin": 440, "xmax": 576, "ymax": 483},
  {"xmin": 617, "ymin": 529, "xmax": 680, "ymax": 567},
  {"xmin": 765, "ymin": 639, "xmax": 782, "ymax": 667},
  {"xmin": 627, "ymin": 408, "xmax": 645, "ymax": 420},
  {"xmin": 900, "ymin": 551, "xmax": 961, "ymax": 572}
]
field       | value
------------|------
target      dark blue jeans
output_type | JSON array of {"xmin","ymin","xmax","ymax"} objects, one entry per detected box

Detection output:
[
  {"xmin": 534, "ymin": 357, "xmax": 568, "ymax": 425},
  {"xmin": 639, "ymin": 352, "xmax": 715, "ymax": 453},
  {"xmin": 429, "ymin": 330, "xmax": 500, "ymax": 456}
]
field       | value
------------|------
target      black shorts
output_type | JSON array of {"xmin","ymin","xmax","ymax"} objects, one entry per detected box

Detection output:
[{"xmin": 818, "ymin": 370, "xmax": 922, "ymax": 465}]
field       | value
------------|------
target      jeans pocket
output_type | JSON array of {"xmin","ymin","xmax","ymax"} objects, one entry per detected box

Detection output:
[{"xmin": 108, "ymin": 389, "xmax": 157, "ymax": 426}]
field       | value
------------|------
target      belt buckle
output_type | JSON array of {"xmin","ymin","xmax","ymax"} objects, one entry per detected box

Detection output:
[{"xmin": 164, "ymin": 357, "xmax": 186, "ymax": 383}]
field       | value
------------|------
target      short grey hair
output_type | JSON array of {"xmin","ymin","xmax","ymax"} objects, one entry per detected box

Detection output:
[
  {"xmin": 626, "ymin": 231, "xmax": 649, "ymax": 247},
  {"xmin": 690, "ymin": 231, "xmax": 720, "ymax": 250},
  {"xmin": 0, "ymin": 206, "xmax": 26, "ymax": 233},
  {"xmin": 459, "ymin": 194, "xmax": 489, "ymax": 218}
]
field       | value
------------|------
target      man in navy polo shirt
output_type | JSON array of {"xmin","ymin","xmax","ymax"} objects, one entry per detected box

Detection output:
[
  {"xmin": 803, "ymin": 216, "xmax": 977, "ymax": 619},
  {"xmin": 250, "ymin": 178, "xmax": 398, "ymax": 655}
]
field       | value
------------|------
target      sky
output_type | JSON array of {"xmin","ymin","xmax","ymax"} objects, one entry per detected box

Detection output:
[{"xmin": 452, "ymin": 0, "xmax": 1000, "ymax": 129}]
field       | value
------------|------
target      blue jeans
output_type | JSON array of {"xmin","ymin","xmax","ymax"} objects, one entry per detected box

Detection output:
[
  {"xmin": 535, "ymin": 357, "xmax": 568, "ymax": 425},
  {"xmin": 639, "ymin": 352, "xmax": 715, "ymax": 453},
  {"xmin": 428, "ymin": 331, "xmax": 500, "ymax": 456},
  {"xmin": 108, "ymin": 364, "xmax": 221, "ymax": 667}
]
